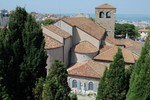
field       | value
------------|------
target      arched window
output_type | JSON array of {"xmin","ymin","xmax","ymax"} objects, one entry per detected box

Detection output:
[
  {"xmin": 72, "ymin": 80, "xmax": 77, "ymax": 88},
  {"xmin": 106, "ymin": 12, "xmax": 111, "ymax": 18},
  {"xmin": 99, "ymin": 11, "xmax": 104, "ymax": 18},
  {"xmin": 88, "ymin": 82, "xmax": 93, "ymax": 90}
]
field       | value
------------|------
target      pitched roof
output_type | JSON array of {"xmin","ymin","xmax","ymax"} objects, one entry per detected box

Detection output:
[
  {"xmin": 62, "ymin": 17, "xmax": 105, "ymax": 40},
  {"xmin": 72, "ymin": 41, "xmax": 98, "ymax": 53},
  {"xmin": 105, "ymin": 37, "xmax": 123, "ymax": 46},
  {"xmin": 44, "ymin": 34, "xmax": 63, "ymax": 49},
  {"xmin": 43, "ymin": 25, "xmax": 71, "ymax": 38},
  {"xmin": 67, "ymin": 60, "xmax": 106, "ymax": 78},
  {"xmin": 105, "ymin": 37, "xmax": 142, "ymax": 55},
  {"xmin": 122, "ymin": 39, "xmax": 142, "ymax": 55},
  {"xmin": 94, "ymin": 46, "xmax": 136, "ymax": 64},
  {"xmin": 138, "ymin": 28, "xmax": 150, "ymax": 32},
  {"xmin": 96, "ymin": 3, "xmax": 116, "ymax": 9}
]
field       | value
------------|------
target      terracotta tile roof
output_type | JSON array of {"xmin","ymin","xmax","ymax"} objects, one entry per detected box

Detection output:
[
  {"xmin": 133, "ymin": 53, "xmax": 139, "ymax": 61},
  {"xmin": 67, "ymin": 60, "xmax": 106, "ymax": 78},
  {"xmin": 105, "ymin": 37, "xmax": 123, "ymax": 46},
  {"xmin": 105, "ymin": 37, "xmax": 142, "ymax": 55},
  {"xmin": 62, "ymin": 17, "xmax": 105, "ymax": 40},
  {"xmin": 94, "ymin": 46, "xmax": 136, "ymax": 64},
  {"xmin": 138, "ymin": 28, "xmax": 150, "ymax": 32},
  {"xmin": 72, "ymin": 41, "xmax": 98, "ymax": 53},
  {"xmin": 44, "ymin": 34, "xmax": 63, "ymax": 49},
  {"xmin": 122, "ymin": 39, "xmax": 142, "ymax": 55},
  {"xmin": 43, "ymin": 25, "xmax": 71, "ymax": 38},
  {"xmin": 96, "ymin": 3, "xmax": 116, "ymax": 9},
  {"xmin": 100, "ymin": 45, "xmax": 113, "ymax": 53}
]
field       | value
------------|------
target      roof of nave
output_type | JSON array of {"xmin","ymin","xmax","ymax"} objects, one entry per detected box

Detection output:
[
  {"xmin": 72, "ymin": 41, "xmax": 98, "ymax": 54},
  {"xmin": 94, "ymin": 46, "xmax": 137, "ymax": 64},
  {"xmin": 67, "ymin": 60, "xmax": 106, "ymax": 79},
  {"xmin": 43, "ymin": 25, "xmax": 71, "ymax": 39},
  {"xmin": 62, "ymin": 17, "xmax": 105, "ymax": 40},
  {"xmin": 96, "ymin": 3, "xmax": 116, "ymax": 9},
  {"xmin": 44, "ymin": 34, "xmax": 63, "ymax": 49}
]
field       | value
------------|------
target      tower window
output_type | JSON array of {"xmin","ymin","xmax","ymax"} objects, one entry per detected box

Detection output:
[
  {"xmin": 99, "ymin": 11, "xmax": 104, "ymax": 18},
  {"xmin": 106, "ymin": 12, "xmax": 111, "ymax": 18}
]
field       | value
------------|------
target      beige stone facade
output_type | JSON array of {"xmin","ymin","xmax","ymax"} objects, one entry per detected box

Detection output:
[{"xmin": 95, "ymin": 3, "xmax": 116, "ymax": 37}]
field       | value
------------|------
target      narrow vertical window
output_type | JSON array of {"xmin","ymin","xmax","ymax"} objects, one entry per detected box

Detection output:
[
  {"xmin": 88, "ymin": 82, "xmax": 93, "ymax": 90},
  {"xmin": 99, "ymin": 12, "xmax": 104, "ymax": 18},
  {"xmin": 72, "ymin": 80, "xmax": 77, "ymax": 88},
  {"xmin": 106, "ymin": 12, "xmax": 111, "ymax": 18}
]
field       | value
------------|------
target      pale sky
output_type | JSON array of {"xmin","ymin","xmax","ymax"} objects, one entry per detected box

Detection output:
[{"xmin": 0, "ymin": 0, "xmax": 150, "ymax": 15}]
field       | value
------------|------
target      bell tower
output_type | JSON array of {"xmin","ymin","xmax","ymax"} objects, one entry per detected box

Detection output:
[{"xmin": 95, "ymin": 3, "xmax": 116, "ymax": 37}]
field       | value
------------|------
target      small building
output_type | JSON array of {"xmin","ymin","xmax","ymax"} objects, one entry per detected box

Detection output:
[{"xmin": 138, "ymin": 28, "xmax": 149, "ymax": 41}]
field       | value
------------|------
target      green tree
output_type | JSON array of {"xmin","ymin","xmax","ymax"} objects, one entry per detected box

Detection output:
[
  {"xmin": 96, "ymin": 68, "xmax": 108, "ymax": 100},
  {"xmin": 126, "ymin": 33, "xmax": 150, "ymax": 100},
  {"xmin": 42, "ymin": 60, "xmax": 71, "ymax": 100},
  {"xmin": 40, "ymin": 19, "xmax": 55, "ymax": 25},
  {"xmin": 115, "ymin": 23, "xmax": 139, "ymax": 38},
  {"xmin": 0, "ymin": 7, "xmax": 46, "ymax": 100},
  {"xmin": 96, "ymin": 48, "xmax": 127, "ymax": 100},
  {"xmin": 69, "ymin": 93, "xmax": 78, "ymax": 100},
  {"xmin": 33, "ymin": 77, "xmax": 45, "ymax": 100}
]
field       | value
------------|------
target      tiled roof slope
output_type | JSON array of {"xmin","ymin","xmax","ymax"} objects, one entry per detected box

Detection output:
[
  {"xmin": 62, "ymin": 17, "xmax": 105, "ymax": 40},
  {"xmin": 105, "ymin": 37, "xmax": 123, "ymax": 45},
  {"xmin": 122, "ymin": 39, "xmax": 142, "ymax": 55},
  {"xmin": 43, "ymin": 25, "xmax": 71, "ymax": 38},
  {"xmin": 73, "ymin": 41, "xmax": 98, "ymax": 53},
  {"xmin": 96, "ymin": 3, "xmax": 116, "ymax": 9},
  {"xmin": 67, "ymin": 60, "xmax": 106, "ymax": 78},
  {"xmin": 138, "ymin": 28, "xmax": 150, "ymax": 32},
  {"xmin": 44, "ymin": 34, "xmax": 63, "ymax": 49},
  {"xmin": 94, "ymin": 46, "xmax": 136, "ymax": 64},
  {"xmin": 105, "ymin": 37, "xmax": 142, "ymax": 55}
]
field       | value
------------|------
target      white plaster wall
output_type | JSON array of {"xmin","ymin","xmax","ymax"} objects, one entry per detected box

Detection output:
[
  {"xmin": 54, "ymin": 20, "xmax": 73, "ymax": 36},
  {"xmin": 42, "ymin": 26, "xmax": 64, "ymax": 43},
  {"xmin": 64, "ymin": 37, "xmax": 72, "ymax": 67},
  {"xmin": 73, "ymin": 28, "xmax": 100, "ymax": 48},
  {"xmin": 68, "ymin": 76, "xmax": 99, "ymax": 94},
  {"xmin": 46, "ymin": 47, "xmax": 63, "ymax": 74},
  {"xmin": 71, "ymin": 52, "xmax": 98, "ymax": 64}
]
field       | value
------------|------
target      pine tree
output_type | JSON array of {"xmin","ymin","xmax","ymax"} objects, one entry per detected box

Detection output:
[
  {"xmin": 96, "ymin": 48, "xmax": 126, "ymax": 100},
  {"xmin": 126, "ymin": 33, "xmax": 150, "ymax": 100},
  {"xmin": 42, "ymin": 60, "xmax": 71, "ymax": 100}
]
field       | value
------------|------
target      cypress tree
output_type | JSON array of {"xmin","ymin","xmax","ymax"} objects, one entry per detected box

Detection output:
[
  {"xmin": 126, "ymin": 33, "xmax": 150, "ymax": 100},
  {"xmin": 0, "ymin": 7, "xmax": 46, "ymax": 99},
  {"xmin": 96, "ymin": 68, "xmax": 108, "ymax": 100},
  {"xmin": 96, "ymin": 48, "xmax": 126, "ymax": 100},
  {"xmin": 42, "ymin": 60, "xmax": 71, "ymax": 100}
]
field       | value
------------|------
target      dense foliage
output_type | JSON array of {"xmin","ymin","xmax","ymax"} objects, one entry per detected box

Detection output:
[
  {"xmin": 115, "ymin": 23, "xmax": 139, "ymax": 38},
  {"xmin": 96, "ymin": 48, "xmax": 127, "ymax": 100},
  {"xmin": 40, "ymin": 19, "xmax": 55, "ymax": 25},
  {"xmin": 126, "ymin": 33, "xmax": 150, "ymax": 100},
  {"xmin": 42, "ymin": 60, "xmax": 71, "ymax": 100},
  {"xmin": 0, "ymin": 7, "xmax": 46, "ymax": 100}
]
